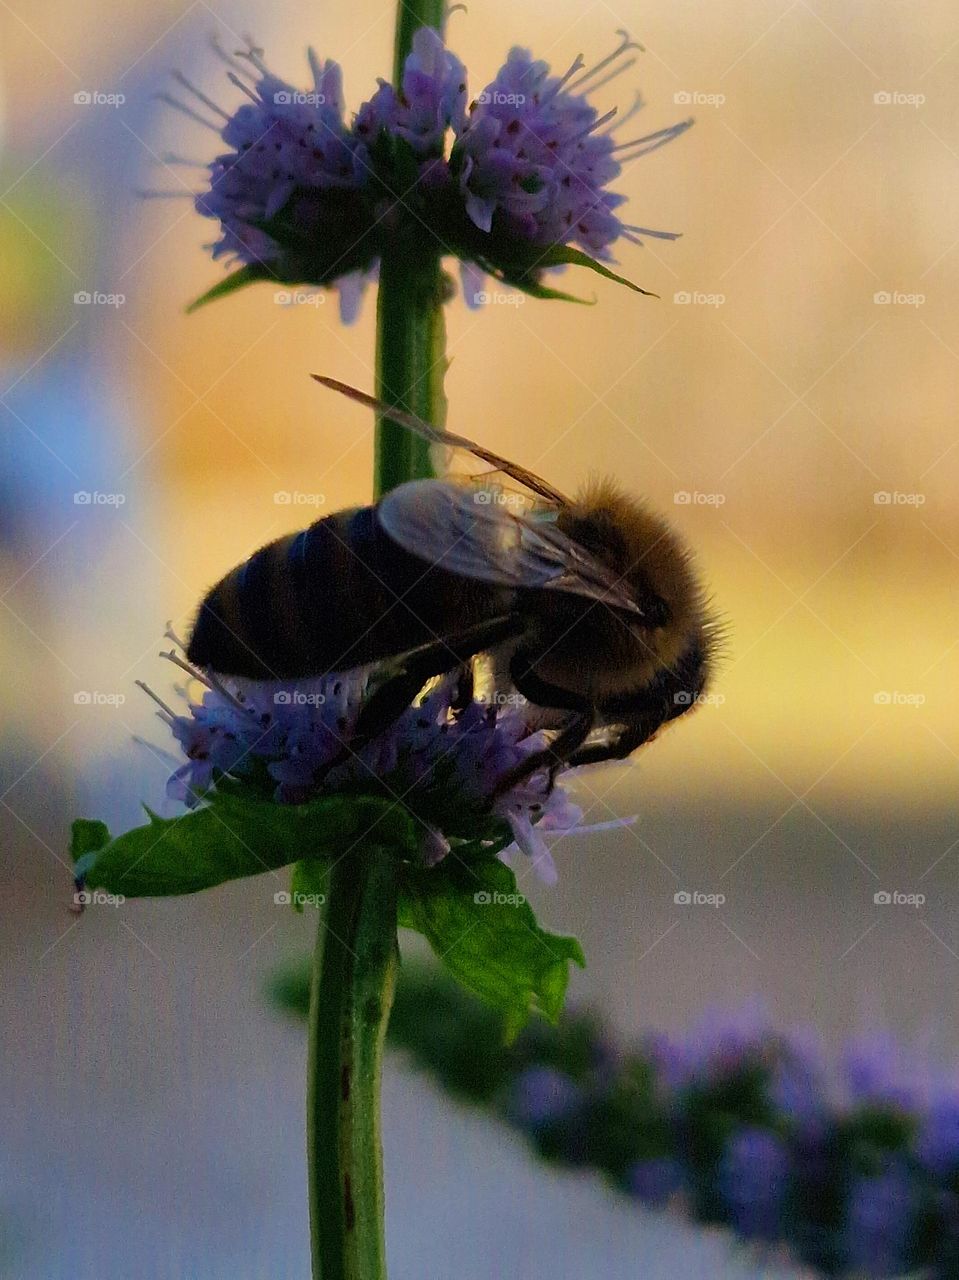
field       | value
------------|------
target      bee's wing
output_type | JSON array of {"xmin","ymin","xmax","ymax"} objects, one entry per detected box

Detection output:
[{"xmin": 378, "ymin": 480, "xmax": 643, "ymax": 615}]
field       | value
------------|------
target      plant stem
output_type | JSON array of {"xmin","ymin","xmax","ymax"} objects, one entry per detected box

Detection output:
[
  {"xmin": 307, "ymin": 849, "xmax": 399, "ymax": 1280},
  {"xmin": 307, "ymin": 6, "xmax": 449, "ymax": 1277},
  {"xmin": 374, "ymin": 0, "xmax": 449, "ymax": 498}
]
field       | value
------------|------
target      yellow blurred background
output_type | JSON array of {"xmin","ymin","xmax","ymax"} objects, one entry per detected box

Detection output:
[{"xmin": 4, "ymin": 0, "xmax": 958, "ymax": 814}]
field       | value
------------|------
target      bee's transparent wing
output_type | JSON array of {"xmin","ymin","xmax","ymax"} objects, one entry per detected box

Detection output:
[{"xmin": 378, "ymin": 480, "xmax": 642, "ymax": 614}]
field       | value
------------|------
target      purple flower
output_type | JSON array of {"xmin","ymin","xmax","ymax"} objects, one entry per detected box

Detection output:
[
  {"xmin": 150, "ymin": 644, "xmax": 586, "ymax": 876},
  {"xmin": 506, "ymin": 1066, "xmax": 583, "ymax": 1131},
  {"xmin": 717, "ymin": 1127, "xmax": 791, "ymax": 1241},
  {"xmin": 171, "ymin": 42, "xmax": 378, "ymax": 321},
  {"xmin": 626, "ymin": 1156, "xmax": 683, "ymax": 1207},
  {"xmin": 845, "ymin": 1161, "xmax": 915, "ymax": 1276},
  {"xmin": 356, "ymin": 27, "xmax": 467, "ymax": 158},
  {"xmin": 916, "ymin": 1092, "xmax": 959, "ymax": 1175},
  {"xmin": 452, "ymin": 33, "xmax": 691, "ymax": 257}
]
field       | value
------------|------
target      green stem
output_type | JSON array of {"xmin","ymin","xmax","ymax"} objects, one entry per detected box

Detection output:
[
  {"xmin": 374, "ymin": 0, "xmax": 449, "ymax": 498},
  {"xmin": 307, "ymin": 7, "xmax": 449, "ymax": 1278},
  {"xmin": 307, "ymin": 850, "xmax": 399, "ymax": 1280},
  {"xmin": 374, "ymin": 250, "xmax": 447, "ymax": 495}
]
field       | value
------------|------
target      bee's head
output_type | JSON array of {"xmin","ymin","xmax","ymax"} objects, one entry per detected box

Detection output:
[{"xmin": 559, "ymin": 478, "xmax": 711, "ymax": 682}]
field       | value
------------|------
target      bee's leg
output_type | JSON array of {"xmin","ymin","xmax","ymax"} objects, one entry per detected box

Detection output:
[
  {"xmin": 566, "ymin": 718, "xmax": 655, "ymax": 768},
  {"xmin": 490, "ymin": 711, "xmax": 594, "ymax": 799},
  {"xmin": 350, "ymin": 615, "xmax": 519, "ymax": 743},
  {"xmin": 450, "ymin": 663, "xmax": 474, "ymax": 713}
]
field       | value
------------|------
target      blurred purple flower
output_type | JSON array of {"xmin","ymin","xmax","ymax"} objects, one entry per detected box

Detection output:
[
  {"xmin": 916, "ymin": 1092, "xmax": 959, "ymax": 1175},
  {"xmin": 626, "ymin": 1156, "xmax": 683, "ymax": 1208},
  {"xmin": 506, "ymin": 1066, "xmax": 583, "ymax": 1132},
  {"xmin": 844, "ymin": 1161, "xmax": 915, "ymax": 1277},
  {"xmin": 717, "ymin": 1127, "xmax": 791, "ymax": 1241}
]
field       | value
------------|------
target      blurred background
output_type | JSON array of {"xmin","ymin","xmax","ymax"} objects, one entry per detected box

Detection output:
[{"xmin": 2, "ymin": 0, "xmax": 958, "ymax": 1275}]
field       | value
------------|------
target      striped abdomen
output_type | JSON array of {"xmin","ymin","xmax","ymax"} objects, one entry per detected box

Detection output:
[{"xmin": 187, "ymin": 504, "xmax": 507, "ymax": 680}]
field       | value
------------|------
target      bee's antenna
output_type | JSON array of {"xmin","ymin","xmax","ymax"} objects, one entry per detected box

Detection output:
[{"xmin": 312, "ymin": 375, "xmax": 571, "ymax": 506}]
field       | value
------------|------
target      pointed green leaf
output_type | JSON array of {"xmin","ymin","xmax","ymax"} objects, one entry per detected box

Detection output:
[
  {"xmin": 535, "ymin": 245, "xmax": 657, "ymax": 297},
  {"xmin": 75, "ymin": 792, "xmax": 418, "ymax": 898},
  {"xmin": 289, "ymin": 859, "xmax": 331, "ymax": 912},
  {"xmin": 186, "ymin": 264, "xmax": 270, "ymax": 314},
  {"xmin": 399, "ymin": 856, "xmax": 584, "ymax": 1034}
]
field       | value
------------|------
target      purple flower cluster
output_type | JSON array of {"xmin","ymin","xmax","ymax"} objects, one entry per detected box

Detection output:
[
  {"xmin": 154, "ymin": 648, "xmax": 585, "ymax": 879},
  {"xmin": 168, "ymin": 29, "xmax": 689, "ymax": 314},
  {"xmin": 389, "ymin": 976, "xmax": 959, "ymax": 1278}
]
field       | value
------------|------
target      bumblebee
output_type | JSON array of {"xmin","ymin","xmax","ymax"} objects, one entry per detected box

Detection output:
[{"xmin": 187, "ymin": 378, "xmax": 717, "ymax": 788}]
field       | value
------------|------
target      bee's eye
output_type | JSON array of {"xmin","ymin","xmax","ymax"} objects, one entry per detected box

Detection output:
[{"xmin": 642, "ymin": 596, "xmax": 671, "ymax": 628}]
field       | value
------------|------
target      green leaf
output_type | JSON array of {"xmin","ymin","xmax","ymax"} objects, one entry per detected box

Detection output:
[
  {"xmin": 399, "ymin": 856, "xmax": 585, "ymax": 1036},
  {"xmin": 535, "ymin": 245, "xmax": 658, "ymax": 297},
  {"xmin": 186, "ymin": 264, "xmax": 270, "ymax": 314},
  {"xmin": 501, "ymin": 273, "xmax": 595, "ymax": 305},
  {"xmin": 76, "ymin": 792, "xmax": 418, "ymax": 898}
]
